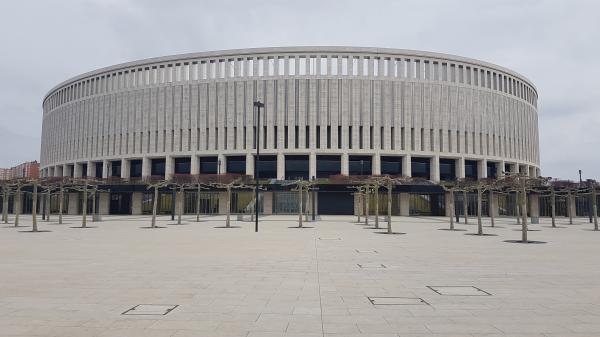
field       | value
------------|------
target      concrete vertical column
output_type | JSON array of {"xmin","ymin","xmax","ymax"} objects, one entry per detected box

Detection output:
[
  {"xmin": 372, "ymin": 153, "xmax": 381, "ymax": 175},
  {"xmin": 568, "ymin": 194, "xmax": 577, "ymax": 218},
  {"xmin": 309, "ymin": 152, "xmax": 316, "ymax": 180},
  {"xmin": 430, "ymin": 155, "xmax": 440, "ymax": 182},
  {"xmin": 142, "ymin": 157, "xmax": 151, "ymax": 179},
  {"xmin": 63, "ymin": 164, "xmax": 71, "ymax": 177},
  {"xmin": 102, "ymin": 160, "xmax": 109, "ymax": 179},
  {"xmin": 190, "ymin": 155, "xmax": 200, "ymax": 175},
  {"xmin": 165, "ymin": 155, "xmax": 174, "ymax": 180},
  {"xmin": 341, "ymin": 153, "xmax": 349, "ymax": 176},
  {"xmin": 529, "ymin": 194, "xmax": 540, "ymax": 217},
  {"xmin": 98, "ymin": 192, "xmax": 110, "ymax": 215},
  {"xmin": 497, "ymin": 160, "xmax": 505, "ymax": 177},
  {"xmin": 528, "ymin": 166, "xmax": 535, "ymax": 177},
  {"xmin": 456, "ymin": 157, "xmax": 465, "ymax": 179},
  {"xmin": 399, "ymin": 192, "xmax": 410, "ymax": 216},
  {"xmin": 490, "ymin": 191, "xmax": 499, "ymax": 217},
  {"xmin": 121, "ymin": 159, "xmax": 130, "ymax": 179},
  {"xmin": 510, "ymin": 163, "xmax": 519, "ymax": 174},
  {"xmin": 263, "ymin": 192, "xmax": 273, "ymax": 215},
  {"xmin": 86, "ymin": 161, "xmax": 95, "ymax": 178},
  {"xmin": 73, "ymin": 163, "xmax": 82, "ymax": 178},
  {"xmin": 218, "ymin": 154, "xmax": 226, "ymax": 174},
  {"xmin": 276, "ymin": 153, "xmax": 285, "ymax": 180},
  {"xmin": 131, "ymin": 192, "xmax": 142, "ymax": 215},
  {"xmin": 246, "ymin": 153, "xmax": 254, "ymax": 176},
  {"xmin": 402, "ymin": 154, "xmax": 412, "ymax": 177},
  {"xmin": 67, "ymin": 192, "xmax": 78, "ymax": 215},
  {"xmin": 478, "ymin": 159, "xmax": 487, "ymax": 179}
]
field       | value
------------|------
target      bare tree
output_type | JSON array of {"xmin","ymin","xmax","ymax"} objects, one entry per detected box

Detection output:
[
  {"xmin": 440, "ymin": 179, "xmax": 466, "ymax": 231},
  {"xmin": 9, "ymin": 179, "xmax": 29, "ymax": 227},
  {"xmin": 286, "ymin": 178, "xmax": 318, "ymax": 228},
  {"xmin": 210, "ymin": 175, "xmax": 253, "ymax": 228},
  {"xmin": 1, "ymin": 180, "xmax": 12, "ymax": 224},
  {"xmin": 500, "ymin": 172, "xmax": 544, "ymax": 242},
  {"xmin": 70, "ymin": 178, "xmax": 101, "ymax": 228},
  {"xmin": 145, "ymin": 178, "xmax": 169, "ymax": 228},
  {"xmin": 369, "ymin": 175, "xmax": 412, "ymax": 234}
]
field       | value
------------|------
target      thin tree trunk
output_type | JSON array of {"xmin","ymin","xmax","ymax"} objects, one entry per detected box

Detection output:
[
  {"xmin": 477, "ymin": 188, "xmax": 483, "ymax": 235},
  {"xmin": 151, "ymin": 186, "xmax": 158, "ymax": 228},
  {"xmin": 593, "ymin": 189, "xmax": 598, "ymax": 231},
  {"xmin": 568, "ymin": 191, "xmax": 573, "ymax": 225},
  {"xmin": 357, "ymin": 193, "xmax": 362, "ymax": 223},
  {"xmin": 196, "ymin": 184, "xmax": 201, "ymax": 222},
  {"xmin": 58, "ymin": 186, "xmax": 64, "ymax": 224},
  {"xmin": 82, "ymin": 184, "xmax": 88, "ymax": 228},
  {"xmin": 305, "ymin": 188, "xmax": 310, "ymax": 222},
  {"xmin": 516, "ymin": 191, "xmax": 521, "ymax": 225},
  {"xmin": 551, "ymin": 189, "xmax": 556, "ymax": 228},
  {"xmin": 489, "ymin": 190, "xmax": 495, "ymax": 227},
  {"xmin": 365, "ymin": 188, "xmax": 370, "ymax": 226},
  {"xmin": 15, "ymin": 189, "xmax": 20, "ymax": 226},
  {"xmin": 449, "ymin": 191, "xmax": 455, "ymax": 230},
  {"xmin": 177, "ymin": 185, "xmax": 183, "ymax": 225},
  {"xmin": 463, "ymin": 190, "xmax": 468, "ymax": 224},
  {"xmin": 44, "ymin": 192, "xmax": 50, "ymax": 222},
  {"xmin": 374, "ymin": 185, "xmax": 380, "ymax": 229},
  {"xmin": 298, "ymin": 186, "xmax": 303, "ymax": 228},
  {"xmin": 521, "ymin": 187, "xmax": 528, "ymax": 242},
  {"xmin": 226, "ymin": 187, "xmax": 231, "ymax": 228},
  {"xmin": 32, "ymin": 183, "xmax": 38, "ymax": 232},
  {"xmin": 387, "ymin": 183, "xmax": 392, "ymax": 234}
]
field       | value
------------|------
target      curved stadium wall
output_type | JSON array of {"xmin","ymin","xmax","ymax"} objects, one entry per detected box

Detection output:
[{"xmin": 39, "ymin": 47, "xmax": 540, "ymax": 215}]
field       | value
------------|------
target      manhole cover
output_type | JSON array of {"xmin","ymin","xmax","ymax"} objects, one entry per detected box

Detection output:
[
  {"xmin": 355, "ymin": 249, "xmax": 378, "ymax": 253},
  {"xmin": 319, "ymin": 237, "xmax": 341, "ymax": 240},
  {"xmin": 427, "ymin": 286, "xmax": 491, "ymax": 296},
  {"xmin": 122, "ymin": 304, "xmax": 179, "ymax": 315},
  {"xmin": 357, "ymin": 263, "xmax": 386, "ymax": 268},
  {"xmin": 368, "ymin": 297, "xmax": 428, "ymax": 305}
]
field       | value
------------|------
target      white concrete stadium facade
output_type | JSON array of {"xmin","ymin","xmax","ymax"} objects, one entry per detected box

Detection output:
[{"xmin": 40, "ymin": 46, "xmax": 540, "ymax": 180}]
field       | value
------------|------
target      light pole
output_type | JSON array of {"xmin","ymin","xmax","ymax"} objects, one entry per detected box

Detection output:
[
  {"xmin": 580, "ymin": 170, "xmax": 592, "ymax": 222},
  {"xmin": 311, "ymin": 176, "xmax": 316, "ymax": 221},
  {"xmin": 254, "ymin": 101, "xmax": 264, "ymax": 233}
]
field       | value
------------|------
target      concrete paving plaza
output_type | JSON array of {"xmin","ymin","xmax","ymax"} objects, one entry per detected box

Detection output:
[{"xmin": 1, "ymin": 214, "xmax": 599, "ymax": 337}]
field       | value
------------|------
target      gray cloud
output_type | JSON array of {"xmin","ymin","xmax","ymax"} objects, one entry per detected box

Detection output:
[{"xmin": 0, "ymin": 0, "xmax": 598, "ymax": 180}]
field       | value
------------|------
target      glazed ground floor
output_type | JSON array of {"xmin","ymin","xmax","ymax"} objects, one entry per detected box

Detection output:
[{"xmin": 2, "ymin": 184, "xmax": 598, "ymax": 219}]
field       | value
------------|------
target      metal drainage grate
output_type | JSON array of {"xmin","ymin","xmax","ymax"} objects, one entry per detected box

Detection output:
[
  {"xmin": 319, "ymin": 237, "xmax": 341, "ymax": 240},
  {"xmin": 355, "ymin": 249, "xmax": 378, "ymax": 253},
  {"xmin": 357, "ymin": 263, "xmax": 386, "ymax": 268},
  {"xmin": 122, "ymin": 304, "xmax": 179, "ymax": 316},
  {"xmin": 427, "ymin": 286, "xmax": 491, "ymax": 296},
  {"xmin": 368, "ymin": 297, "xmax": 429, "ymax": 306}
]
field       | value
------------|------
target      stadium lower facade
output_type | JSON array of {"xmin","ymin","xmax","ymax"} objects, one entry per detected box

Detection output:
[{"xmin": 38, "ymin": 47, "xmax": 540, "ymax": 216}]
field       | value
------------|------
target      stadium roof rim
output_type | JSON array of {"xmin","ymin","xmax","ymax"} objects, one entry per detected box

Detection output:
[{"xmin": 44, "ymin": 46, "xmax": 537, "ymax": 101}]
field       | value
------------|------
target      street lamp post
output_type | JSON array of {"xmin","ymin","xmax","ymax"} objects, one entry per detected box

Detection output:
[
  {"xmin": 253, "ymin": 101, "xmax": 264, "ymax": 232},
  {"xmin": 311, "ymin": 176, "xmax": 316, "ymax": 221}
]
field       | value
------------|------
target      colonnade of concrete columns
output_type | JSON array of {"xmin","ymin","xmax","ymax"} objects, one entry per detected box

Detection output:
[{"xmin": 43, "ymin": 154, "xmax": 538, "ymax": 182}]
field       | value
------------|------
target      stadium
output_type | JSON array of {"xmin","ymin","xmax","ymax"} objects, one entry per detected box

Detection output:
[{"xmin": 39, "ymin": 47, "xmax": 540, "ymax": 216}]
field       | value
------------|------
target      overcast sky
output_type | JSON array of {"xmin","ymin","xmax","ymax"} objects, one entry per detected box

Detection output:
[{"xmin": 0, "ymin": 0, "xmax": 598, "ymax": 180}]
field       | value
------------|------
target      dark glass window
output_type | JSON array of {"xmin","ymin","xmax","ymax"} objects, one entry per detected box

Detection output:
[
  {"xmin": 81, "ymin": 163, "xmax": 88, "ymax": 177},
  {"xmin": 411, "ymin": 157, "xmax": 430, "ymax": 179},
  {"xmin": 439, "ymin": 158, "xmax": 456, "ymax": 181},
  {"xmin": 151, "ymin": 158, "xmax": 165, "ymax": 176},
  {"xmin": 504, "ymin": 163, "xmax": 511, "ymax": 175},
  {"xmin": 95, "ymin": 163, "xmax": 103, "ymax": 178},
  {"xmin": 254, "ymin": 155, "xmax": 277, "ymax": 179},
  {"xmin": 200, "ymin": 156, "xmax": 218, "ymax": 174},
  {"xmin": 348, "ymin": 155, "xmax": 372, "ymax": 176},
  {"xmin": 465, "ymin": 160, "xmax": 478, "ymax": 179},
  {"xmin": 285, "ymin": 155, "xmax": 309, "ymax": 180},
  {"xmin": 111, "ymin": 161, "xmax": 121, "ymax": 177},
  {"xmin": 316, "ymin": 155, "xmax": 340, "ymax": 178},
  {"xmin": 130, "ymin": 159, "xmax": 142, "ymax": 178},
  {"xmin": 487, "ymin": 161, "xmax": 497, "ymax": 179},
  {"xmin": 380, "ymin": 156, "xmax": 402, "ymax": 175},
  {"xmin": 226, "ymin": 156, "xmax": 246, "ymax": 174},
  {"xmin": 174, "ymin": 157, "xmax": 191, "ymax": 174}
]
